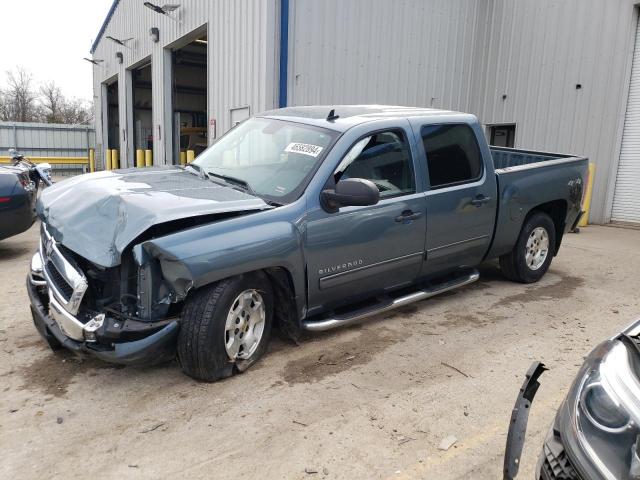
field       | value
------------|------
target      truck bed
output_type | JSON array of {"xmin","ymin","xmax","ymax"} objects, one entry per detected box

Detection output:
[
  {"xmin": 490, "ymin": 146, "xmax": 576, "ymax": 170},
  {"xmin": 486, "ymin": 146, "xmax": 589, "ymax": 261}
]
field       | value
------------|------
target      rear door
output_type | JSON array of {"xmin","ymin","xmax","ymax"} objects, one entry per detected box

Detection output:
[
  {"xmin": 410, "ymin": 121, "xmax": 497, "ymax": 274},
  {"xmin": 305, "ymin": 125, "xmax": 427, "ymax": 312}
]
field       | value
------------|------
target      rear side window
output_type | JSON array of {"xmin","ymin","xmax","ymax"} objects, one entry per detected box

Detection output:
[
  {"xmin": 421, "ymin": 124, "xmax": 483, "ymax": 188},
  {"xmin": 335, "ymin": 130, "xmax": 415, "ymax": 199}
]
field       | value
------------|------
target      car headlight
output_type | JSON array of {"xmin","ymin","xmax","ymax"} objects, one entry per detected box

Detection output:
[
  {"xmin": 562, "ymin": 338, "xmax": 640, "ymax": 480},
  {"xmin": 581, "ymin": 378, "xmax": 631, "ymax": 432}
]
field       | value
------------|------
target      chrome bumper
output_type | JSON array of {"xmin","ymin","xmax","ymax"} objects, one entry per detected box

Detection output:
[
  {"xmin": 39, "ymin": 224, "xmax": 88, "ymax": 315},
  {"xmin": 30, "ymin": 224, "xmax": 90, "ymax": 341}
]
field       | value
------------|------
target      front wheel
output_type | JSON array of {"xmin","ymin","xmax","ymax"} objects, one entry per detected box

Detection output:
[
  {"xmin": 499, "ymin": 212, "xmax": 556, "ymax": 283},
  {"xmin": 178, "ymin": 273, "xmax": 273, "ymax": 382}
]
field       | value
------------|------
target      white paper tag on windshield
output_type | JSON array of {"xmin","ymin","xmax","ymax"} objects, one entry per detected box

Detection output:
[{"xmin": 284, "ymin": 142, "xmax": 323, "ymax": 157}]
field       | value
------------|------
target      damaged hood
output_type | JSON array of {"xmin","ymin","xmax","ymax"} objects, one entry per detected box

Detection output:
[{"xmin": 37, "ymin": 166, "xmax": 271, "ymax": 267}]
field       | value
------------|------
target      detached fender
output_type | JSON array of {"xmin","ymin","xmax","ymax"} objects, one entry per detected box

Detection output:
[{"xmin": 139, "ymin": 208, "xmax": 306, "ymax": 316}]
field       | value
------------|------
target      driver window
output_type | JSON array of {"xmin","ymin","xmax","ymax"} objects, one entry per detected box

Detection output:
[{"xmin": 334, "ymin": 130, "xmax": 415, "ymax": 199}]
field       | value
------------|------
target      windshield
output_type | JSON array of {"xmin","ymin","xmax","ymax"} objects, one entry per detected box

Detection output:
[{"xmin": 193, "ymin": 118, "xmax": 339, "ymax": 203}]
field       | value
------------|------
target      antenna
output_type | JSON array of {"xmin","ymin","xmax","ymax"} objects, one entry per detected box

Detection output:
[{"xmin": 327, "ymin": 109, "xmax": 340, "ymax": 121}]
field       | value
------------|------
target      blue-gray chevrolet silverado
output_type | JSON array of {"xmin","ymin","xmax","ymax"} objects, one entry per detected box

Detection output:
[{"xmin": 27, "ymin": 105, "xmax": 588, "ymax": 381}]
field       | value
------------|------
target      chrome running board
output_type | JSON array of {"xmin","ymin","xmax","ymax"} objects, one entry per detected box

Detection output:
[{"xmin": 302, "ymin": 269, "xmax": 480, "ymax": 332}]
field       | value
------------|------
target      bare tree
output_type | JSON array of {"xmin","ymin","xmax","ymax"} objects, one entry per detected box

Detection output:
[
  {"xmin": 0, "ymin": 89, "xmax": 9, "ymax": 121},
  {"xmin": 2, "ymin": 67, "xmax": 40, "ymax": 122},
  {"xmin": 40, "ymin": 81, "xmax": 64, "ymax": 123},
  {"xmin": 0, "ymin": 69, "xmax": 94, "ymax": 125},
  {"xmin": 60, "ymin": 97, "xmax": 94, "ymax": 125}
]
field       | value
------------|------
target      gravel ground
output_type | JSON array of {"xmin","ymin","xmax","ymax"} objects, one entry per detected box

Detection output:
[{"xmin": 1, "ymin": 222, "xmax": 639, "ymax": 479}]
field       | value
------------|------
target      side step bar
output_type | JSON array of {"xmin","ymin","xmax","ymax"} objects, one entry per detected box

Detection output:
[{"xmin": 302, "ymin": 269, "xmax": 480, "ymax": 332}]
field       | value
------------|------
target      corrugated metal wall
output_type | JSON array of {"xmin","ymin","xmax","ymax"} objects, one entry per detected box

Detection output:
[
  {"xmin": 0, "ymin": 122, "xmax": 95, "ymax": 157},
  {"xmin": 0, "ymin": 122, "xmax": 96, "ymax": 175},
  {"xmin": 288, "ymin": 0, "xmax": 639, "ymax": 224},
  {"xmin": 287, "ymin": 0, "xmax": 483, "ymax": 111},
  {"xmin": 472, "ymin": 0, "xmax": 638, "ymax": 225},
  {"xmin": 92, "ymin": 0, "xmax": 278, "ymax": 169}
]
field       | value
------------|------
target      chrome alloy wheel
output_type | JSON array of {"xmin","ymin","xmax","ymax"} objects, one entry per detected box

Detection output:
[
  {"xmin": 224, "ymin": 289, "xmax": 266, "ymax": 360},
  {"xmin": 525, "ymin": 227, "xmax": 549, "ymax": 270}
]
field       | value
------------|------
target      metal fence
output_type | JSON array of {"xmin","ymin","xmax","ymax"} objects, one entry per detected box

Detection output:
[{"xmin": 0, "ymin": 122, "xmax": 96, "ymax": 176}]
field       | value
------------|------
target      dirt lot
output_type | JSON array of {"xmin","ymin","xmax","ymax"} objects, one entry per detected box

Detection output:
[{"xmin": 1, "ymin": 223, "xmax": 639, "ymax": 479}]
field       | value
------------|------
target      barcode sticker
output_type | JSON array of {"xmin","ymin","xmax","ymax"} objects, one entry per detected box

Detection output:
[{"xmin": 284, "ymin": 143, "xmax": 323, "ymax": 157}]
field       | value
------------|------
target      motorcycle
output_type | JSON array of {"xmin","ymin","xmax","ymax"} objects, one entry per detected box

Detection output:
[{"xmin": 8, "ymin": 148, "xmax": 54, "ymax": 190}]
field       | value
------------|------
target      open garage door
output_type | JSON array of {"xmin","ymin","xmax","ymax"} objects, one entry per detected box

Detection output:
[
  {"xmin": 612, "ymin": 17, "xmax": 640, "ymax": 224},
  {"xmin": 106, "ymin": 80, "xmax": 120, "ymax": 163},
  {"xmin": 131, "ymin": 60, "xmax": 153, "ymax": 163},
  {"xmin": 171, "ymin": 34, "xmax": 208, "ymax": 165}
]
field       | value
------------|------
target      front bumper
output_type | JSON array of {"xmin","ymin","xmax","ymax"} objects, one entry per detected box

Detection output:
[{"xmin": 27, "ymin": 268, "xmax": 178, "ymax": 366}]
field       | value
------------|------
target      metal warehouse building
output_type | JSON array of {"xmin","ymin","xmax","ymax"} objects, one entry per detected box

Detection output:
[{"xmin": 91, "ymin": 0, "xmax": 640, "ymax": 225}]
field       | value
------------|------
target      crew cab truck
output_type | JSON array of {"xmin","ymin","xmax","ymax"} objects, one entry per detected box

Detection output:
[{"xmin": 27, "ymin": 106, "xmax": 588, "ymax": 381}]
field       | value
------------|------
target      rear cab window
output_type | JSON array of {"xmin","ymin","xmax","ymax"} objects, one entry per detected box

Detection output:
[
  {"xmin": 334, "ymin": 130, "xmax": 416, "ymax": 199},
  {"xmin": 421, "ymin": 124, "xmax": 483, "ymax": 189}
]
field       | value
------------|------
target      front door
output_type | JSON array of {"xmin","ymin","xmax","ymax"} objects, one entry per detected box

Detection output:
[
  {"xmin": 412, "ymin": 122, "xmax": 497, "ymax": 274},
  {"xmin": 305, "ymin": 128, "xmax": 427, "ymax": 313}
]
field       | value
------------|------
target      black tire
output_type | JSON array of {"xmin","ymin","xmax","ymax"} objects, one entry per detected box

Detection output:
[
  {"xmin": 499, "ymin": 211, "xmax": 556, "ymax": 283},
  {"xmin": 177, "ymin": 272, "xmax": 274, "ymax": 382}
]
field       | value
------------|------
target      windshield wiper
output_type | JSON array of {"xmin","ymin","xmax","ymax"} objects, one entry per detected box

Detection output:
[
  {"xmin": 206, "ymin": 171, "xmax": 258, "ymax": 197},
  {"xmin": 183, "ymin": 163, "xmax": 207, "ymax": 180}
]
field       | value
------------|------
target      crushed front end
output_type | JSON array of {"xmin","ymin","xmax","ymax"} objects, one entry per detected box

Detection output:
[{"xmin": 27, "ymin": 223, "xmax": 178, "ymax": 365}]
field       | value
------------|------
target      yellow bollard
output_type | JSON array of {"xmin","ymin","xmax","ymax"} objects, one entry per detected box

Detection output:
[
  {"xmin": 136, "ymin": 149, "xmax": 144, "ymax": 168},
  {"xmin": 145, "ymin": 149, "xmax": 152, "ymax": 167},
  {"xmin": 578, "ymin": 162, "xmax": 595, "ymax": 227},
  {"xmin": 105, "ymin": 149, "xmax": 112, "ymax": 170},
  {"xmin": 89, "ymin": 148, "xmax": 95, "ymax": 173},
  {"xmin": 112, "ymin": 150, "xmax": 120, "ymax": 170},
  {"xmin": 180, "ymin": 151, "xmax": 187, "ymax": 166},
  {"xmin": 186, "ymin": 150, "xmax": 195, "ymax": 163}
]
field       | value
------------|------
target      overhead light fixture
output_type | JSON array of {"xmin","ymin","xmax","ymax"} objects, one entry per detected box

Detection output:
[
  {"xmin": 144, "ymin": 2, "xmax": 180, "ymax": 19},
  {"xmin": 116, "ymin": 52, "xmax": 123, "ymax": 64},
  {"xmin": 194, "ymin": 38, "xmax": 207, "ymax": 45},
  {"xmin": 83, "ymin": 58, "xmax": 104, "ymax": 66},
  {"xmin": 106, "ymin": 35, "xmax": 133, "ymax": 48},
  {"xmin": 150, "ymin": 27, "xmax": 160, "ymax": 43}
]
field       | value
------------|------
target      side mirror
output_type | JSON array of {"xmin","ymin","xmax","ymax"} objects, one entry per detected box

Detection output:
[{"xmin": 321, "ymin": 178, "xmax": 380, "ymax": 212}]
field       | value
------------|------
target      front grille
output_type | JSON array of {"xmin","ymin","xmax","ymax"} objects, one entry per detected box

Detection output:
[
  {"xmin": 40, "ymin": 223, "xmax": 88, "ymax": 315},
  {"xmin": 45, "ymin": 260, "xmax": 74, "ymax": 300},
  {"xmin": 540, "ymin": 441, "xmax": 579, "ymax": 480}
]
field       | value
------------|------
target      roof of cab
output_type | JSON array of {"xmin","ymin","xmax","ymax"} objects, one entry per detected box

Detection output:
[{"xmin": 260, "ymin": 105, "xmax": 472, "ymax": 132}]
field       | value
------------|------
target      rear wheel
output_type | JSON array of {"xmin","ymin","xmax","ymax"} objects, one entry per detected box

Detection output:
[
  {"xmin": 499, "ymin": 211, "xmax": 556, "ymax": 283},
  {"xmin": 178, "ymin": 273, "xmax": 273, "ymax": 382}
]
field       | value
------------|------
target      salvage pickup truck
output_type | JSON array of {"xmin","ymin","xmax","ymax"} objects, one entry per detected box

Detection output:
[{"xmin": 27, "ymin": 105, "xmax": 588, "ymax": 381}]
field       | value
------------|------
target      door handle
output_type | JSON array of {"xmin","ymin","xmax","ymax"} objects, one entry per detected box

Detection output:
[
  {"xmin": 395, "ymin": 210, "xmax": 422, "ymax": 222},
  {"xmin": 470, "ymin": 195, "xmax": 491, "ymax": 207}
]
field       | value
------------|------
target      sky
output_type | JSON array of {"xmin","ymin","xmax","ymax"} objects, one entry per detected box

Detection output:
[{"xmin": 0, "ymin": 0, "xmax": 115, "ymax": 101}]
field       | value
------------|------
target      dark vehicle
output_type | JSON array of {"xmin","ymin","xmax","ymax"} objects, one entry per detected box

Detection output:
[
  {"xmin": 506, "ymin": 319, "xmax": 640, "ymax": 480},
  {"xmin": 0, "ymin": 164, "xmax": 38, "ymax": 241},
  {"xmin": 0, "ymin": 149, "xmax": 53, "ymax": 241},
  {"xmin": 27, "ymin": 106, "xmax": 588, "ymax": 381}
]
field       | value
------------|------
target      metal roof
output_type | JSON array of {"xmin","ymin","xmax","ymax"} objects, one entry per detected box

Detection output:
[{"xmin": 90, "ymin": 0, "xmax": 120, "ymax": 54}]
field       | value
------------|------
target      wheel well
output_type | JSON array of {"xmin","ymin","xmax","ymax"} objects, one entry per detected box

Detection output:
[
  {"xmin": 181, "ymin": 267, "xmax": 301, "ymax": 342},
  {"xmin": 262, "ymin": 267, "xmax": 302, "ymax": 343},
  {"xmin": 527, "ymin": 199, "xmax": 567, "ymax": 254}
]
